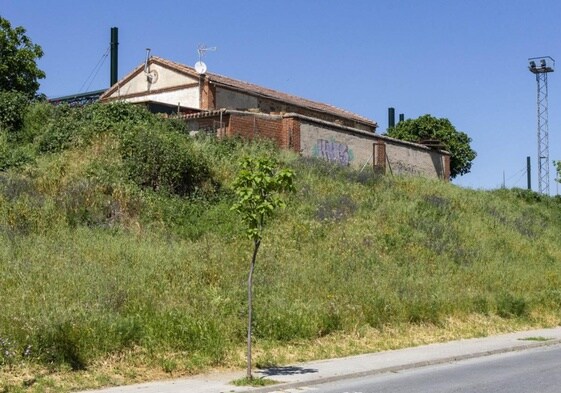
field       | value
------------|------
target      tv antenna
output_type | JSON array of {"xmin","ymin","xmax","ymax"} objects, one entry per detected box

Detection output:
[
  {"xmin": 528, "ymin": 56, "xmax": 555, "ymax": 194},
  {"xmin": 144, "ymin": 48, "xmax": 158, "ymax": 83},
  {"xmin": 194, "ymin": 44, "xmax": 216, "ymax": 74}
]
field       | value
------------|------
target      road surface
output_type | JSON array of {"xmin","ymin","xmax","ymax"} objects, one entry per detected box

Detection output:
[{"xmin": 289, "ymin": 344, "xmax": 561, "ymax": 393}]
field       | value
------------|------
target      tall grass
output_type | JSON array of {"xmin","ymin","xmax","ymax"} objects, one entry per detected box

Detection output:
[{"xmin": 1, "ymin": 103, "xmax": 561, "ymax": 389}]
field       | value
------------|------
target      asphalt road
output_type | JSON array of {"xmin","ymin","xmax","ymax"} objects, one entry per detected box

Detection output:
[{"xmin": 302, "ymin": 345, "xmax": 561, "ymax": 393}]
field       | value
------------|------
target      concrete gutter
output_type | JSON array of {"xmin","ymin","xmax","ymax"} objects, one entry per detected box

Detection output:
[{"xmin": 79, "ymin": 326, "xmax": 561, "ymax": 393}]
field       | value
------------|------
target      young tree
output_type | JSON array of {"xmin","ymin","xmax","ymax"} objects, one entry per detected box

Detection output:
[
  {"xmin": 0, "ymin": 16, "xmax": 45, "ymax": 97},
  {"xmin": 386, "ymin": 114, "xmax": 476, "ymax": 179},
  {"xmin": 231, "ymin": 156, "xmax": 295, "ymax": 379}
]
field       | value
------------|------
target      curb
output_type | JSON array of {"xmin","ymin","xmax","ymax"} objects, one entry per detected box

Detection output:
[{"xmin": 240, "ymin": 338, "xmax": 561, "ymax": 393}]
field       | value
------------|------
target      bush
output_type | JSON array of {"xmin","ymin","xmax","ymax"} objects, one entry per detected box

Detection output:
[
  {"xmin": 82, "ymin": 102, "xmax": 154, "ymax": 134},
  {"xmin": 496, "ymin": 293, "xmax": 527, "ymax": 318},
  {"xmin": 0, "ymin": 90, "xmax": 29, "ymax": 132},
  {"xmin": 0, "ymin": 133, "xmax": 35, "ymax": 170},
  {"xmin": 119, "ymin": 126, "xmax": 212, "ymax": 196},
  {"xmin": 20, "ymin": 100, "xmax": 53, "ymax": 144},
  {"xmin": 35, "ymin": 102, "xmax": 154, "ymax": 154},
  {"xmin": 36, "ymin": 104, "xmax": 83, "ymax": 153},
  {"xmin": 36, "ymin": 320, "xmax": 88, "ymax": 370}
]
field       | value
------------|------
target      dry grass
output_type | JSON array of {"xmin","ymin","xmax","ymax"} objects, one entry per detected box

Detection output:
[
  {"xmin": 4, "ymin": 314, "xmax": 557, "ymax": 393},
  {"xmin": 248, "ymin": 313, "xmax": 560, "ymax": 367}
]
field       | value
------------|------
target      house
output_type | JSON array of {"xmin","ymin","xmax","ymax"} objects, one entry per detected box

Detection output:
[{"xmin": 100, "ymin": 56, "xmax": 450, "ymax": 180}]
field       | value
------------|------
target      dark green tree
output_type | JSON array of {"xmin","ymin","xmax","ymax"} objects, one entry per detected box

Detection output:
[
  {"xmin": 231, "ymin": 156, "xmax": 295, "ymax": 380},
  {"xmin": 0, "ymin": 90, "xmax": 28, "ymax": 132},
  {"xmin": 0, "ymin": 16, "xmax": 45, "ymax": 97},
  {"xmin": 386, "ymin": 114, "xmax": 476, "ymax": 179}
]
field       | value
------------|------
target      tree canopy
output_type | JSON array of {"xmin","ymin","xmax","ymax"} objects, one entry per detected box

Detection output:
[
  {"xmin": 386, "ymin": 114, "xmax": 476, "ymax": 179},
  {"xmin": 0, "ymin": 16, "xmax": 45, "ymax": 97}
]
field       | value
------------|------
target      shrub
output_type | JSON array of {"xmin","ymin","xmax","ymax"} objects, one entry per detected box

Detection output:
[
  {"xmin": 82, "ymin": 102, "xmax": 154, "ymax": 133},
  {"xmin": 34, "ymin": 102, "xmax": 154, "ymax": 154},
  {"xmin": 36, "ymin": 320, "xmax": 88, "ymax": 370},
  {"xmin": 36, "ymin": 104, "xmax": 82, "ymax": 153},
  {"xmin": 119, "ymin": 126, "xmax": 212, "ymax": 196},
  {"xmin": 0, "ymin": 134, "xmax": 35, "ymax": 170},
  {"xmin": 56, "ymin": 178, "xmax": 120, "ymax": 228},
  {"xmin": 0, "ymin": 90, "xmax": 29, "ymax": 132},
  {"xmin": 20, "ymin": 100, "xmax": 53, "ymax": 144},
  {"xmin": 496, "ymin": 293, "xmax": 527, "ymax": 318}
]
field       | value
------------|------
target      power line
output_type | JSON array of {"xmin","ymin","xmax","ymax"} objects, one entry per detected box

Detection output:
[{"xmin": 79, "ymin": 46, "xmax": 110, "ymax": 93}]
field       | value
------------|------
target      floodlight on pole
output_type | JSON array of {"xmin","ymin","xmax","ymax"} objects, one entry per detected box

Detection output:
[{"xmin": 528, "ymin": 56, "xmax": 554, "ymax": 194}]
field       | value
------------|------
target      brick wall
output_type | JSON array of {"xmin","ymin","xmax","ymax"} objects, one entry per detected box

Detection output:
[
  {"xmin": 180, "ymin": 111, "xmax": 450, "ymax": 181},
  {"xmin": 227, "ymin": 113, "xmax": 284, "ymax": 144}
]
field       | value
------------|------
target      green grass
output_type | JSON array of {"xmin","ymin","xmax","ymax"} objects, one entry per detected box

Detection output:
[
  {"xmin": 519, "ymin": 336, "xmax": 552, "ymax": 342},
  {"xmin": 231, "ymin": 376, "xmax": 279, "ymax": 387},
  {"xmin": 2, "ymin": 103, "xmax": 561, "ymax": 391}
]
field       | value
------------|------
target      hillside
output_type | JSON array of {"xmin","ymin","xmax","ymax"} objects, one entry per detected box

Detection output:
[{"xmin": 1, "ymin": 102, "xmax": 561, "ymax": 392}]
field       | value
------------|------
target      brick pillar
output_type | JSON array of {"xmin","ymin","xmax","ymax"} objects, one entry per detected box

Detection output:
[
  {"xmin": 443, "ymin": 154, "xmax": 451, "ymax": 181},
  {"xmin": 282, "ymin": 117, "xmax": 301, "ymax": 152},
  {"xmin": 373, "ymin": 141, "xmax": 386, "ymax": 174},
  {"xmin": 199, "ymin": 77, "xmax": 216, "ymax": 110}
]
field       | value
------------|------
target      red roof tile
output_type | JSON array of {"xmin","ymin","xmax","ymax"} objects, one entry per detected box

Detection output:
[{"xmin": 102, "ymin": 56, "xmax": 376, "ymax": 128}]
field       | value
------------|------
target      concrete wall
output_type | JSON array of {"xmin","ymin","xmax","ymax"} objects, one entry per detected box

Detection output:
[
  {"xmin": 298, "ymin": 116, "xmax": 448, "ymax": 180},
  {"xmin": 384, "ymin": 140, "xmax": 446, "ymax": 179},
  {"xmin": 214, "ymin": 86, "xmax": 373, "ymax": 132},
  {"xmin": 215, "ymin": 87, "xmax": 259, "ymax": 110}
]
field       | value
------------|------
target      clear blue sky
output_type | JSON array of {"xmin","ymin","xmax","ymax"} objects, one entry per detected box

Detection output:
[{"xmin": 3, "ymin": 0, "xmax": 561, "ymax": 191}]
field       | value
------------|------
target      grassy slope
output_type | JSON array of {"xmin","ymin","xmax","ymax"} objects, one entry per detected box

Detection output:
[{"xmin": 1, "ymin": 110, "xmax": 561, "ymax": 391}]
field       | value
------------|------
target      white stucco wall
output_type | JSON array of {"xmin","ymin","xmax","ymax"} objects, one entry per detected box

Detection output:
[
  {"xmin": 106, "ymin": 64, "xmax": 200, "ymax": 108},
  {"xmin": 119, "ymin": 88, "xmax": 199, "ymax": 108}
]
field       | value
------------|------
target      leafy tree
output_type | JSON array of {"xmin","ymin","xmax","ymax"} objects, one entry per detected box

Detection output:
[
  {"xmin": 0, "ymin": 16, "xmax": 45, "ymax": 98},
  {"xmin": 386, "ymin": 114, "xmax": 476, "ymax": 179},
  {"xmin": 231, "ymin": 156, "xmax": 295, "ymax": 379},
  {"xmin": 554, "ymin": 161, "xmax": 561, "ymax": 184},
  {"xmin": 0, "ymin": 90, "xmax": 29, "ymax": 132}
]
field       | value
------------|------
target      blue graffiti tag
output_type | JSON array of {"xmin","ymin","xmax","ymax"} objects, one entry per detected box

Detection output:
[{"xmin": 312, "ymin": 139, "xmax": 353, "ymax": 165}]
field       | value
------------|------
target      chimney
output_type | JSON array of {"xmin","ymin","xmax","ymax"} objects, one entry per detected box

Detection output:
[
  {"xmin": 388, "ymin": 107, "xmax": 395, "ymax": 129},
  {"xmin": 110, "ymin": 27, "xmax": 119, "ymax": 86}
]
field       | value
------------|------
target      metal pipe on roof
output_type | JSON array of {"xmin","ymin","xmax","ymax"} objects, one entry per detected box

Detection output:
[
  {"xmin": 388, "ymin": 107, "xmax": 395, "ymax": 129},
  {"xmin": 110, "ymin": 27, "xmax": 119, "ymax": 86}
]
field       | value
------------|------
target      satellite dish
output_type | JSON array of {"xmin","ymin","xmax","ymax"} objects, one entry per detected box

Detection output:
[{"xmin": 195, "ymin": 61, "xmax": 207, "ymax": 74}]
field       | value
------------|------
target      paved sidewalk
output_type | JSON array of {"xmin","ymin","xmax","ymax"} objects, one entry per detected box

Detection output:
[{"xmin": 79, "ymin": 326, "xmax": 561, "ymax": 393}]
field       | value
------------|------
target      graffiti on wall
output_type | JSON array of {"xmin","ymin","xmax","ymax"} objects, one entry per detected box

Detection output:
[
  {"xmin": 312, "ymin": 139, "xmax": 354, "ymax": 166},
  {"xmin": 390, "ymin": 161, "xmax": 424, "ymax": 177}
]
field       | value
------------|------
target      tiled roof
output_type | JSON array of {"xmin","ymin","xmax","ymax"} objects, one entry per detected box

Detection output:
[{"xmin": 108, "ymin": 56, "xmax": 376, "ymax": 127}]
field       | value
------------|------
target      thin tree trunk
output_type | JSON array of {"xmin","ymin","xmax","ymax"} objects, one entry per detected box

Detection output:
[{"xmin": 247, "ymin": 238, "xmax": 261, "ymax": 380}]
